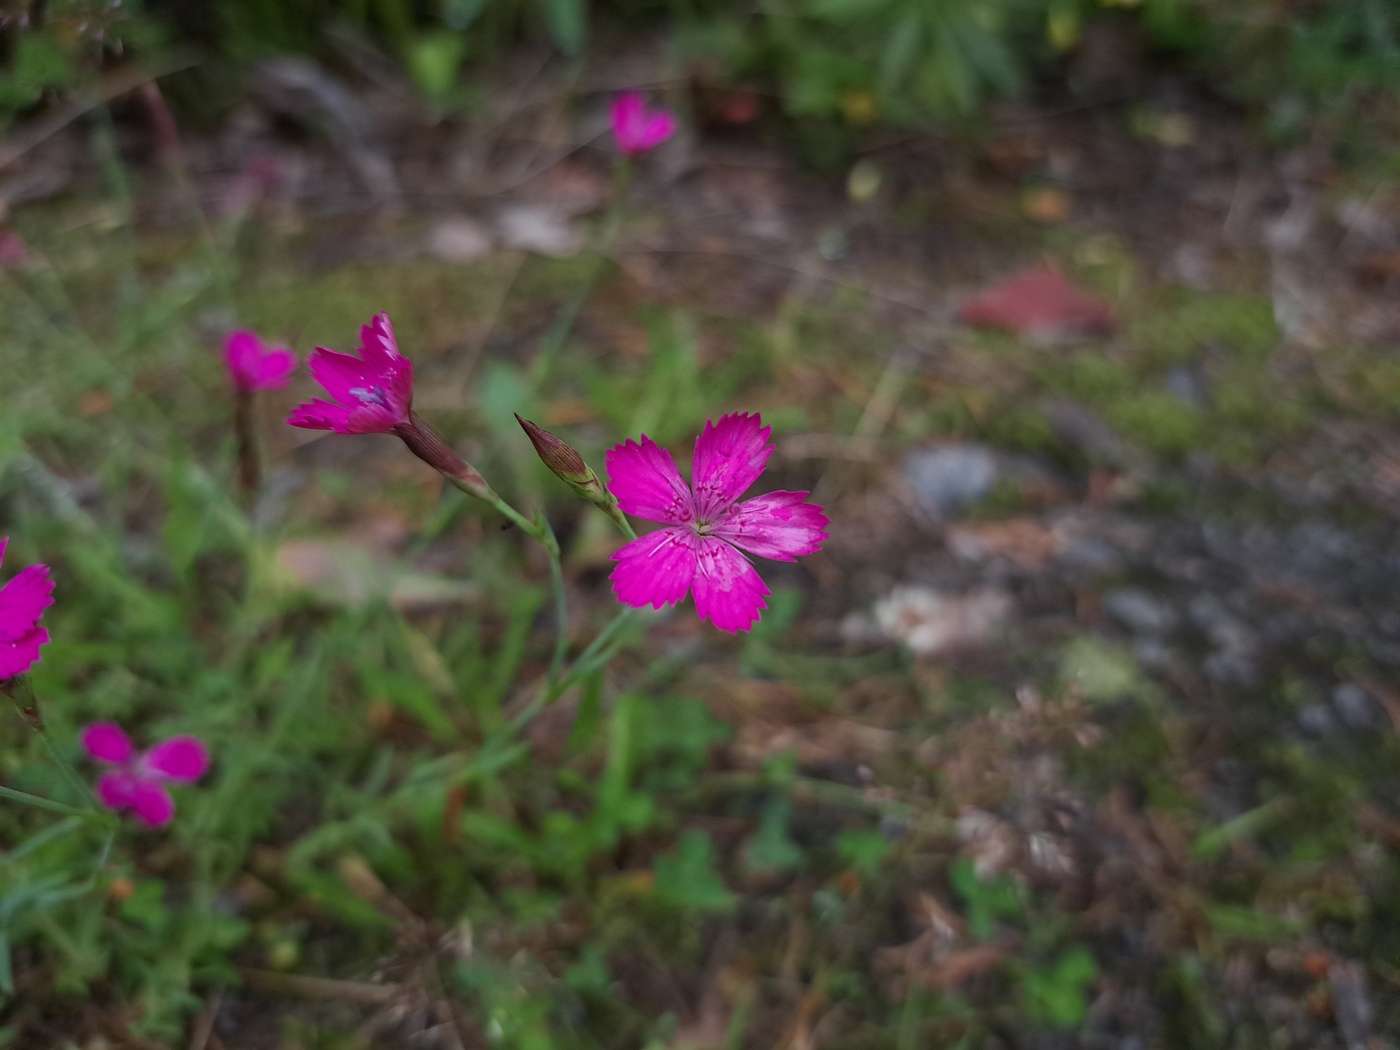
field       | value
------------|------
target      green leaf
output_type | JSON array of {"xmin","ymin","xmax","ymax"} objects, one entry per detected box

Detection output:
[
  {"xmin": 406, "ymin": 30, "xmax": 467, "ymax": 104},
  {"xmin": 1022, "ymin": 946, "xmax": 1097, "ymax": 1027},
  {"xmin": 949, "ymin": 857, "xmax": 1022, "ymax": 941},
  {"xmin": 744, "ymin": 797, "xmax": 804, "ymax": 873},
  {"xmin": 541, "ymin": 0, "xmax": 585, "ymax": 56},
  {"xmin": 654, "ymin": 830, "xmax": 736, "ymax": 912},
  {"xmin": 837, "ymin": 827, "xmax": 890, "ymax": 877},
  {"xmin": 442, "ymin": 0, "xmax": 486, "ymax": 31}
]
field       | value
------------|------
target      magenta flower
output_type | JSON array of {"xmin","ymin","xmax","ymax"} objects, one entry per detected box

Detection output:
[
  {"xmin": 0, "ymin": 537, "xmax": 54, "ymax": 680},
  {"xmin": 287, "ymin": 312, "xmax": 414, "ymax": 434},
  {"xmin": 224, "ymin": 329, "xmax": 297, "ymax": 393},
  {"xmin": 606, "ymin": 412, "xmax": 828, "ymax": 633},
  {"xmin": 611, "ymin": 92, "xmax": 677, "ymax": 156},
  {"xmin": 80, "ymin": 723, "xmax": 210, "ymax": 828}
]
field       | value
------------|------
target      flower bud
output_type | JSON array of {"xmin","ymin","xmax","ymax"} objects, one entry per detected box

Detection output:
[{"xmin": 516, "ymin": 415, "xmax": 629, "ymax": 528}]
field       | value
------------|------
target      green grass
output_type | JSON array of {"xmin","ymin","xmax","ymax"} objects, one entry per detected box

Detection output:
[{"xmin": 4, "ymin": 166, "xmax": 1400, "ymax": 1048}]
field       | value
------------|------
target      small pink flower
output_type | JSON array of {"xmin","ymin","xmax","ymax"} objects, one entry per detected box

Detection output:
[
  {"xmin": 80, "ymin": 723, "xmax": 210, "ymax": 828},
  {"xmin": 606, "ymin": 412, "xmax": 828, "ymax": 633},
  {"xmin": 286, "ymin": 312, "xmax": 414, "ymax": 434},
  {"xmin": 0, "ymin": 231, "xmax": 26, "ymax": 267},
  {"xmin": 0, "ymin": 537, "xmax": 54, "ymax": 680},
  {"xmin": 224, "ymin": 329, "xmax": 297, "ymax": 392},
  {"xmin": 611, "ymin": 92, "xmax": 677, "ymax": 156}
]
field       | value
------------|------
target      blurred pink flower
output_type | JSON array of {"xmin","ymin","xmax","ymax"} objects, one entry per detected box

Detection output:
[
  {"xmin": 287, "ymin": 312, "xmax": 414, "ymax": 434},
  {"xmin": 606, "ymin": 412, "xmax": 828, "ymax": 633},
  {"xmin": 224, "ymin": 329, "xmax": 297, "ymax": 392},
  {"xmin": 0, "ymin": 537, "xmax": 54, "ymax": 680},
  {"xmin": 611, "ymin": 92, "xmax": 677, "ymax": 156},
  {"xmin": 80, "ymin": 723, "xmax": 209, "ymax": 828},
  {"xmin": 0, "ymin": 231, "xmax": 25, "ymax": 267}
]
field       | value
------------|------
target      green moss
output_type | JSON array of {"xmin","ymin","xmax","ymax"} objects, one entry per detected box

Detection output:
[
  {"xmin": 1107, "ymin": 391, "xmax": 1202, "ymax": 458},
  {"xmin": 1132, "ymin": 292, "xmax": 1278, "ymax": 367},
  {"xmin": 982, "ymin": 404, "xmax": 1057, "ymax": 452},
  {"xmin": 1037, "ymin": 352, "xmax": 1136, "ymax": 405},
  {"xmin": 1211, "ymin": 375, "xmax": 1310, "ymax": 435}
]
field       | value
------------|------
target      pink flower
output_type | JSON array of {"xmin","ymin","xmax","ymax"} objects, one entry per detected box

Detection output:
[
  {"xmin": 224, "ymin": 329, "xmax": 297, "ymax": 392},
  {"xmin": 606, "ymin": 412, "xmax": 828, "ymax": 633},
  {"xmin": 287, "ymin": 312, "xmax": 414, "ymax": 434},
  {"xmin": 611, "ymin": 92, "xmax": 677, "ymax": 156},
  {"xmin": 80, "ymin": 723, "xmax": 210, "ymax": 828},
  {"xmin": 0, "ymin": 537, "xmax": 54, "ymax": 680},
  {"xmin": 0, "ymin": 231, "xmax": 26, "ymax": 267}
]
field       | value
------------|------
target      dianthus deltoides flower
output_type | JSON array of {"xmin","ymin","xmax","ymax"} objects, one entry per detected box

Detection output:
[
  {"xmin": 611, "ymin": 91, "xmax": 677, "ymax": 156},
  {"xmin": 224, "ymin": 329, "xmax": 297, "ymax": 392},
  {"xmin": 606, "ymin": 412, "xmax": 828, "ymax": 633},
  {"xmin": 0, "ymin": 537, "xmax": 54, "ymax": 680},
  {"xmin": 80, "ymin": 723, "xmax": 210, "ymax": 828},
  {"xmin": 287, "ymin": 312, "xmax": 494, "ymax": 498},
  {"xmin": 287, "ymin": 312, "xmax": 413, "ymax": 434}
]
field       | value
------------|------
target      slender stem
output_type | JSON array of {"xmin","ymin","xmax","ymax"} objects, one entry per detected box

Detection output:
[
  {"xmin": 38, "ymin": 729, "xmax": 94, "ymax": 809},
  {"xmin": 234, "ymin": 388, "xmax": 259, "ymax": 495},
  {"xmin": 498, "ymin": 605, "xmax": 639, "ymax": 740},
  {"xmin": 0, "ymin": 784, "xmax": 91, "ymax": 817},
  {"xmin": 528, "ymin": 159, "xmax": 633, "ymax": 391},
  {"xmin": 542, "ymin": 517, "xmax": 570, "ymax": 683},
  {"xmin": 472, "ymin": 487, "xmax": 543, "ymax": 541}
]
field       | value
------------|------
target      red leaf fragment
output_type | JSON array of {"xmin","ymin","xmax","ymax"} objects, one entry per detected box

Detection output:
[{"xmin": 959, "ymin": 267, "xmax": 1114, "ymax": 340}]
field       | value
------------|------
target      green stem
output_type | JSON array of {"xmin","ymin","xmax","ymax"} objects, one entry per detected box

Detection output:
[
  {"xmin": 39, "ymin": 731, "xmax": 93, "ymax": 808},
  {"xmin": 0, "ymin": 785, "xmax": 91, "ymax": 818},
  {"xmin": 473, "ymin": 487, "xmax": 545, "ymax": 542},
  {"xmin": 542, "ymin": 517, "xmax": 570, "ymax": 683},
  {"xmin": 499, "ymin": 605, "xmax": 640, "ymax": 740},
  {"xmin": 528, "ymin": 159, "xmax": 633, "ymax": 391}
]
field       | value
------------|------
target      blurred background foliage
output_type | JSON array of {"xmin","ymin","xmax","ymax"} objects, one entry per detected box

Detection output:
[{"xmin": 1, "ymin": 0, "xmax": 1398, "ymax": 142}]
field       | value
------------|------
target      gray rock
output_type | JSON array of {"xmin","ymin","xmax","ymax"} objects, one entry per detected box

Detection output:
[
  {"xmin": 1164, "ymin": 364, "xmax": 1209, "ymax": 406},
  {"xmin": 1044, "ymin": 401, "xmax": 1128, "ymax": 462},
  {"xmin": 1298, "ymin": 703, "xmax": 1338, "ymax": 737},
  {"xmin": 1134, "ymin": 638, "xmax": 1175, "ymax": 674},
  {"xmin": 1333, "ymin": 683, "xmax": 1381, "ymax": 730},
  {"xmin": 1104, "ymin": 588, "xmax": 1178, "ymax": 636},
  {"xmin": 1060, "ymin": 537, "xmax": 1123, "ymax": 572},
  {"xmin": 1204, "ymin": 649, "xmax": 1261, "ymax": 687},
  {"xmin": 901, "ymin": 444, "xmax": 998, "ymax": 518}
]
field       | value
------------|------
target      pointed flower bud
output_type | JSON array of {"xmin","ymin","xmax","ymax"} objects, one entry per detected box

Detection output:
[{"xmin": 516, "ymin": 415, "xmax": 630, "ymax": 530}]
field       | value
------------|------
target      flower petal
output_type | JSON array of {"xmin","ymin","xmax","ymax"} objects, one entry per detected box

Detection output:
[
  {"xmin": 605, "ymin": 436, "xmax": 694, "ymax": 524},
  {"xmin": 127, "ymin": 779, "xmax": 176, "ymax": 827},
  {"xmin": 142, "ymin": 736, "xmax": 210, "ymax": 783},
  {"xmin": 223, "ymin": 330, "xmax": 263, "ymax": 390},
  {"xmin": 81, "ymin": 722, "xmax": 134, "ymax": 765},
  {"xmin": 359, "ymin": 312, "xmax": 399, "ymax": 372},
  {"xmin": 0, "ymin": 563, "xmax": 54, "ymax": 642},
  {"xmin": 308, "ymin": 347, "xmax": 379, "ymax": 407},
  {"xmin": 639, "ymin": 112, "xmax": 677, "ymax": 150},
  {"xmin": 0, "ymin": 625, "xmax": 47, "ymax": 678},
  {"xmin": 287, "ymin": 398, "xmax": 354, "ymax": 432},
  {"xmin": 690, "ymin": 412, "xmax": 773, "ymax": 518},
  {"xmin": 250, "ymin": 345, "xmax": 297, "ymax": 389},
  {"xmin": 609, "ymin": 527, "xmax": 697, "ymax": 610},
  {"xmin": 690, "ymin": 538, "xmax": 769, "ymax": 633},
  {"xmin": 711, "ymin": 491, "xmax": 829, "ymax": 562},
  {"xmin": 95, "ymin": 769, "xmax": 140, "ymax": 812},
  {"xmin": 611, "ymin": 92, "xmax": 645, "ymax": 148}
]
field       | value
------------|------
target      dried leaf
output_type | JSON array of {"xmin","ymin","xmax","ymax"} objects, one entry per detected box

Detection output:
[{"xmin": 959, "ymin": 267, "xmax": 1113, "ymax": 341}]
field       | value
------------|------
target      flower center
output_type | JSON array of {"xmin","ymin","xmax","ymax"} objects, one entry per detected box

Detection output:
[{"xmin": 350, "ymin": 385, "xmax": 388, "ymax": 407}]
